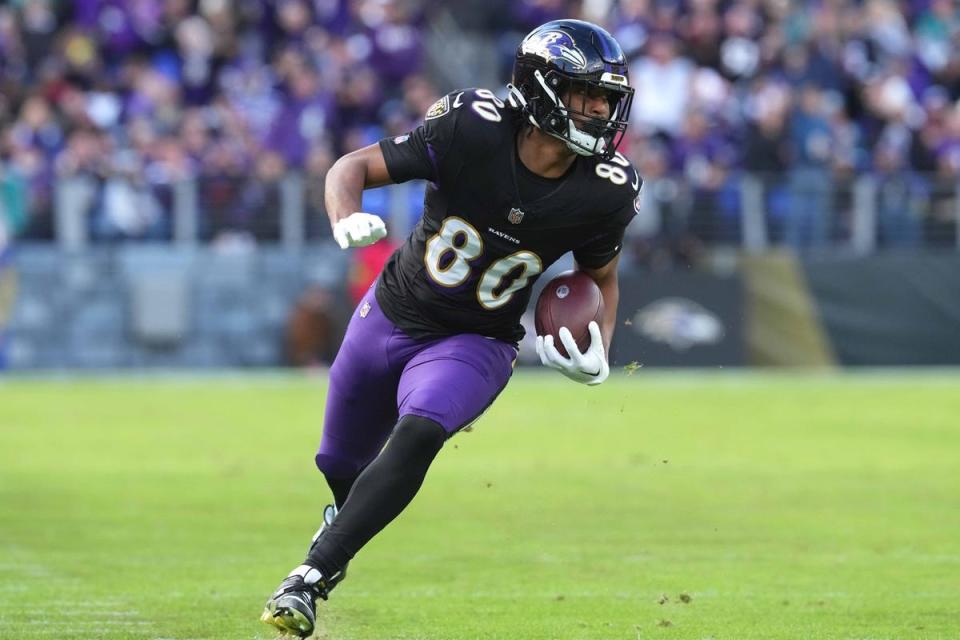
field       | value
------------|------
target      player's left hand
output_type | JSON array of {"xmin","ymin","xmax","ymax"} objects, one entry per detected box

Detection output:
[
  {"xmin": 332, "ymin": 212, "xmax": 387, "ymax": 249},
  {"xmin": 535, "ymin": 321, "xmax": 609, "ymax": 386}
]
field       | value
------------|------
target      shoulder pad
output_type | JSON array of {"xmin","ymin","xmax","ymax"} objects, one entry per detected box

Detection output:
[
  {"xmin": 424, "ymin": 88, "xmax": 509, "ymax": 121},
  {"xmin": 588, "ymin": 151, "xmax": 642, "ymax": 196},
  {"xmin": 580, "ymin": 151, "xmax": 643, "ymax": 223},
  {"xmin": 423, "ymin": 88, "xmax": 515, "ymax": 154}
]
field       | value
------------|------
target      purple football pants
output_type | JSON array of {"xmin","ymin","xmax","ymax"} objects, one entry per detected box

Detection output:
[{"xmin": 314, "ymin": 286, "xmax": 517, "ymax": 479}]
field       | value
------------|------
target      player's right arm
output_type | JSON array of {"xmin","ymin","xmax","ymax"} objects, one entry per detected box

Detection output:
[
  {"xmin": 325, "ymin": 144, "xmax": 394, "ymax": 249},
  {"xmin": 326, "ymin": 89, "xmax": 486, "ymax": 249}
]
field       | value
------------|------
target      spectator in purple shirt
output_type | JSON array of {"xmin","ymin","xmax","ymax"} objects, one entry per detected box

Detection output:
[
  {"xmin": 265, "ymin": 59, "xmax": 335, "ymax": 167},
  {"xmin": 671, "ymin": 109, "xmax": 737, "ymax": 242},
  {"xmin": 365, "ymin": 0, "xmax": 425, "ymax": 87}
]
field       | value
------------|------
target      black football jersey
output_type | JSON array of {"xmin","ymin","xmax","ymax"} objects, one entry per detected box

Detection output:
[{"xmin": 376, "ymin": 88, "xmax": 641, "ymax": 344}]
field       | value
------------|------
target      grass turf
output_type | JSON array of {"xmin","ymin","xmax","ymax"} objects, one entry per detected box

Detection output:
[{"xmin": 1, "ymin": 370, "xmax": 958, "ymax": 640}]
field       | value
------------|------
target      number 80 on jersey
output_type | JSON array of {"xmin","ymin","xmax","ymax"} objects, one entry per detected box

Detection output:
[{"xmin": 425, "ymin": 217, "xmax": 542, "ymax": 310}]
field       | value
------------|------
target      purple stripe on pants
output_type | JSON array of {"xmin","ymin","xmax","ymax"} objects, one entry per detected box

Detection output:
[{"xmin": 315, "ymin": 287, "xmax": 516, "ymax": 478}]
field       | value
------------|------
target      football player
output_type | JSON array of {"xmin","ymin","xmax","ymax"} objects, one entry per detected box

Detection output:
[{"xmin": 261, "ymin": 19, "xmax": 641, "ymax": 637}]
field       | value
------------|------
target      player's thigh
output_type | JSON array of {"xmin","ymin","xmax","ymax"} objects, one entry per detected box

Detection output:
[
  {"xmin": 316, "ymin": 290, "xmax": 401, "ymax": 476},
  {"xmin": 397, "ymin": 334, "xmax": 517, "ymax": 435}
]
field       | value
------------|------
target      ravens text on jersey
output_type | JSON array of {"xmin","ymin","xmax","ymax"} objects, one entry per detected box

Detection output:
[{"xmin": 376, "ymin": 88, "xmax": 641, "ymax": 345}]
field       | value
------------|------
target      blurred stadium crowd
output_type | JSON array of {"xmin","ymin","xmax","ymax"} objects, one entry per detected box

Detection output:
[{"xmin": 1, "ymin": 0, "xmax": 959, "ymax": 258}]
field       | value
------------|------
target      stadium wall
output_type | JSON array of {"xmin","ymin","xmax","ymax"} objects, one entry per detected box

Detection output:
[
  {"xmin": 803, "ymin": 253, "xmax": 960, "ymax": 366},
  {"xmin": 5, "ymin": 244, "xmax": 348, "ymax": 370},
  {"xmin": 4, "ymin": 245, "xmax": 960, "ymax": 371}
]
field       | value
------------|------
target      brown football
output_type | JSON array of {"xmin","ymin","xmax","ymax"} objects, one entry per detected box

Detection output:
[{"xmin": 534, "ymin": 271, "xmax": 605, "ymax": 358}]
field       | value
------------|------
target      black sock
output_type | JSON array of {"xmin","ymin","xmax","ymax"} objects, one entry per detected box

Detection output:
[
  {"xmin": 324, "ymin": 473, "xmax": 358, "ymax": 510},
  {"xmin": 306, "ymin": 415, "xmax": 447, "ymax": 577}
]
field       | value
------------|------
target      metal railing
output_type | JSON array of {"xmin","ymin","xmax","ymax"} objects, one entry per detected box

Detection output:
[
  {"xmin": 634, "ymin": 171, "xmax": 960, "ymax": 253},
  {"xmin": 47, "ymin": 173, "xmax": 424, "ymax": 251},
  {"xmin": 27, "ymin": 170, "xmax": 960, "ymax": 253}
]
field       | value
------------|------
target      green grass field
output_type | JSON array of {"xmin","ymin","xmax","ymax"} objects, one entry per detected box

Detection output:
[{"xmin": 1, "ymin": 370, "xmax": 958, "ymax": 640}]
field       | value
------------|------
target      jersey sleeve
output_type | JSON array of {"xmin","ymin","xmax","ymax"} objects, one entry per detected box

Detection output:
[
  {"xmin": 378, "ymin": 126, "xmax": 436, "ymax": 184},
  {"xmin": 378, "ymin": 89, "xmax": 506, "ymax": 185},
  {"xmin": 377, "ymin": 91, "xmax": 468, "ymax": 184},
  {"xmin": 572, "ymin": 165, "xmax": 642, "ymax": 269}
]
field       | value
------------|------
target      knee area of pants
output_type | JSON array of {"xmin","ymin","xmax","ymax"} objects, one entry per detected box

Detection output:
[{"xmin": 392, "ymin": 415, "xmax": 447, "ymax": 454}]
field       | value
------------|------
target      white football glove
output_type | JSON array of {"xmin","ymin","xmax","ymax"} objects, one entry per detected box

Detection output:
[
  {"xmin": 535, "ymin": 321, "xmax": 609, "ymax": 386},
  {"xmin": 332, "ymin": 212, "xmax": 387, "ymax": 249}
]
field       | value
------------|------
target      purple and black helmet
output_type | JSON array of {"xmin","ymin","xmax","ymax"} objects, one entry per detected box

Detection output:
[{"xmin": 509, "ymin": 19, "xmax": 634, "ymax": 159}]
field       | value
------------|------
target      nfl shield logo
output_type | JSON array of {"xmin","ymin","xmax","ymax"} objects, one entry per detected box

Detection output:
[{"xmin": 507, "ymin": 207, "xmax": 525, "ymax": 224}]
